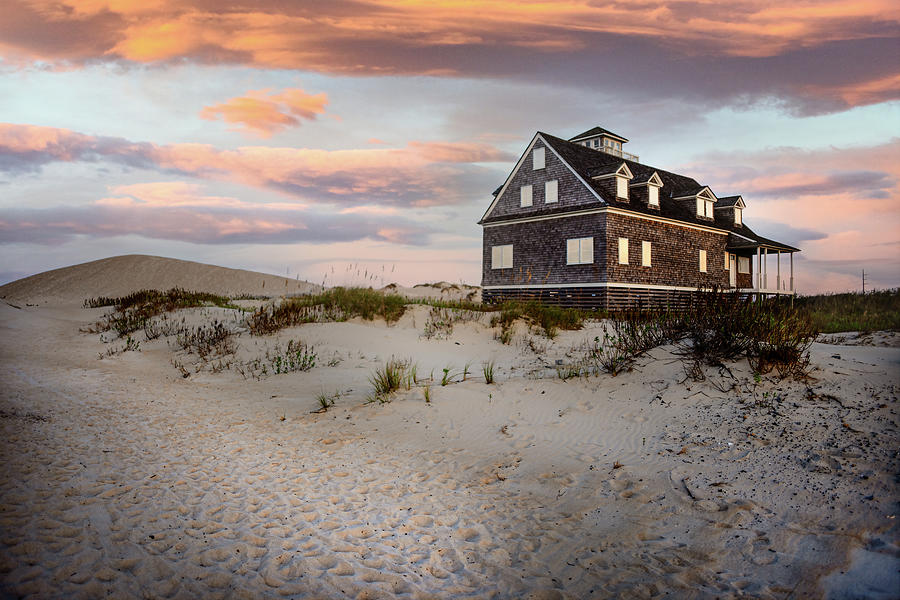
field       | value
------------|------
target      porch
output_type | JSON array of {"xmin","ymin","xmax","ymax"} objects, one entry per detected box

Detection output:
[{"xmin": 730, "ymin": 242, "xmax": 799, "ymax": 297}]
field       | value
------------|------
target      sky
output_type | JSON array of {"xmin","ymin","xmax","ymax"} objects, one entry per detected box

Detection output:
[{"xmin": 0, "ymin": 0, "xmax": 898, "ymax": 294}]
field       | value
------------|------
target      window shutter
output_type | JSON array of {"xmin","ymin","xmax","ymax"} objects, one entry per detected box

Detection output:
[
  {"xmin": 618, "ymin": 238, "xmax": 629, "ymax": 264},
  {"xmin": 503, "ymin": 245, "xmax": 513, "ymax": 268},
  {"xmin": 581, "ymin": 238, "xmax": 593, "ymax": 264},
  {"xmin": 520, "ymin": 185, "xmax": 533, "ymax": 207},
  {"xmin": 617, "ymin": 177, "xmax": 628, "ymax": 199},
  {"xmin": 735, "ymin": 207, "xmax": 742, "ymax": 225},
  {"xmin": 567, "ymin": 239, "xmax": 579, "ymax": 265},
  {"xmin": 545, "ymin": 179, "xmax": 558, "ymax": 204},
  {"xmin": 642, "ymin": 241, "xmax": 652, "ymax": 267},
  {"xmin": 724, "ymin": 252, "xmax": 729, "ymax": 270},
  {"xmin": 532, "ymin": 147, "xmax": 545, "ymax": 170},
  {"xmin": 696, "ymin": 198, "xmax": 703, "ymax": 217},
  {"xmin": 699, "ymin": 249, "xmax": 707, "ymax": 272},
  {"xmin": 648, "ymin": 186, "xmax": 658, "ymax": 206}
]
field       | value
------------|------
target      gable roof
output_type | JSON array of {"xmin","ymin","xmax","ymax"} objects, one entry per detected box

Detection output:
[
  {"xmin": 716, "ymin": 195, "xmax": 745, "ymax": 208},
  {"xmin": 569, "ymin": 126, "xmax": 629, "ymax": 144},
  {"xmin": 480, "ymin": 131, "xmax": 799, "ymax": 253}
]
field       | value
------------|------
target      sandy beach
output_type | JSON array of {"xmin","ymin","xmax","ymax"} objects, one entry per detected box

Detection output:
[{"xmin": 1, "ymin": 256, "xmax": 898, "ymax": 599}]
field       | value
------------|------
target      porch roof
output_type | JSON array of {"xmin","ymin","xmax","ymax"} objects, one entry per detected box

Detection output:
[{"xmin": 726, "ymin": 229, "xmax": 800, "ymax": 253}]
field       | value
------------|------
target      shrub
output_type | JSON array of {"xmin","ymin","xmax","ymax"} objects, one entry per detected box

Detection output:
[
  {"xmin": 176, "ymin": 321, "xmax": 235, "ymax": 359},
  {"xmin": 234, "ymin": 339, "xmax": 317, "ymax": 379}
]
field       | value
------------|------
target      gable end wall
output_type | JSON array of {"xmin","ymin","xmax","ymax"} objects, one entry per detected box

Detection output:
[{"xmin": 487, "ymin": 140, "xmax": 601, "ymax": 221}]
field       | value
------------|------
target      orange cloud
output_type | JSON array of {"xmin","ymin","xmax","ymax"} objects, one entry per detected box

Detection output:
[
  {"xmin": 200, "ymin": 88, "xmax": 328, "ymax": 137},
  {"xmin": 2, "ymin": 1, "xmax": 896, "ymax": 62},
  {"xmin": 3, "ymin": 1, "xmax": 898, "ymax": 111}
]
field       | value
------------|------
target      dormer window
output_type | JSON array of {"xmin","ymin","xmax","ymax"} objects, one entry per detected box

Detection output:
[
  {"xmin": 645, "ymin": 172, "xmax": 663, "ymax": 208},
  {"xmin": 614, "ymin": 163, "xmax": 633, "ymax": 200},
  {"xmin": 591, "ymin": 162, "xmax": 633, "ymax": 201},
  {"xmin": 735, "ymin": 206, "xmax": 742, "ymax": 226},
  {"xmin": 693, "ymin": 188, "xmax": 716, "ymax": 219}
]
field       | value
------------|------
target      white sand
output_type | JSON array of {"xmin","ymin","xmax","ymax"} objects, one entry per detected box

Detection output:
[
  {"xmin": 1, "ymin": 256, "xmax": 898, "ymax": 599},
  {"xmin": 0, "ymin": 254, "xmax": 319, "ymax": 306}
]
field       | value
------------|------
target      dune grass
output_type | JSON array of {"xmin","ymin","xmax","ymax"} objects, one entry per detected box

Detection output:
[
  {"xmin": 795, "ymin": 289, "xmax": 900, "ymax": 333},
  {"xmin": 247, "ymin": 287, "xmax": 408, "ymax": 335},
  {"xmin": 84, "ymin": 288, "xmax": 241, "ymax": 337}
]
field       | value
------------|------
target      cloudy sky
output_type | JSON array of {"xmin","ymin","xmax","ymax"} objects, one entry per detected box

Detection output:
[{"xmin": 1, "ymin": 0, "xmax": 898, "ymax": 293}]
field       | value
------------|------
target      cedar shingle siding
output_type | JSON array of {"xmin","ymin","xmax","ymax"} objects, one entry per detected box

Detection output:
[
  {"xmin": 479, "ymin": 129, "xmax": 799, "ymax": 309},
  {"xmin": 487, "ymin": 141, "xmax": 600, "ymax": 221}
]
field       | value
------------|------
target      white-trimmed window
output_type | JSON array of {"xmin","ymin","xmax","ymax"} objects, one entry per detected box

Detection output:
[
  {"xmin": 616, "ymin": 176, "xmax": 628, "ymax": 199},
  {"xmin": 642, "ymin": 241, "xmax": 652, "ymax": 267},
  {"xmin": 566, "ymin": 237, "xmax": 593, "ymax": 265},
  {"xmin": 696, "ymin": 198, "xmax": 714, "ymax": 218},
  {"xmin": 735, "ymin": 207, "xmax": 742, "ymax": 226},
  {"xmin": 491, "ymin": 245, "xmax": 513, "ymax": 269},
  {"xmin": 648, "ymin": 185, "xmax": 659, "ymax": 207},
  {"xmin": 532, "ymin": 147, "xmax": 545, "ymax": 170},
  {"xmin": 724, "ymin": 252, "xmax": 730, "ymax": 270},
  {"xmin": 738, "ymin": 256, "xmax": 750, "ymax": 274},
  {"xmin": 699, "ymin": 249, "xmax": 707, "ymax": 273},
  {"xmin": 618, "ymin": 238, "xmax": 629, "ymax": 265},
  {"xmin": 520, "ymin": 185, "xmax": 533, "ymax": 207},
  {"xmin": 545, "ymin": 179, "xmax": 558, "ymax": 204}
]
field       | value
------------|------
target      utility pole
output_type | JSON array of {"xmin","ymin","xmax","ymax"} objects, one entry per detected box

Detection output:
[{"xmin": 862, "ymin": 269, "xmax": 867, "ymax": 294}]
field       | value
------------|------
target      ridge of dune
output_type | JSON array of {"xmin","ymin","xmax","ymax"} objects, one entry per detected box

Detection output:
[{"xmin": 0, "ymin": 254, "xmax": 319, "ymax": 305}]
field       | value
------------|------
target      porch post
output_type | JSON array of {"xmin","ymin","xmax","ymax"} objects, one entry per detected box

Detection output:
[
  {"xmin": 790, "ymin": 253, "xmax": 794, "ymax": 292},
  {"xmin": 777, "ymin": 251, "xmax": 781, "ymax": 291},
  {"xmin": 756, "ymin": 247, "xmax": 761, "ymax": 291},
  {"xmin": 763, "ymin": 248, "xmax": 768, "ymax": 291}
]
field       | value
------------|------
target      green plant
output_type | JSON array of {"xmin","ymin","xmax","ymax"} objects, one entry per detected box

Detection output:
[
  {"xmin": 315, "ymin": 390, "xmax": 339, "ymax": 412},
  {"xmin": 123, "ymin": 335, "xmax": 141, "ymax": 352},
  {"xmin": 368, "ymin": 358, "xmax": 410, "ymax": 403},
  {"xmin": 441, "ymin": 367, "xmax": 451, "ymax": 386},
  {"xmin": 482, "ymin": 360, "xmax": 495, "ymax": 384},
  {"xmin": 423, "ymin": 385, "xmax": 431, "ymax": 403}
]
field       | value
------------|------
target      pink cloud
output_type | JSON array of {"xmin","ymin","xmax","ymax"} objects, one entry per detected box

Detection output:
[
  {"xmin": 199, "ymin": 87, "xmax": 328, "ymax": 137},
  {"xmin": 0, "ymin": 122, "xmax": 508, "ymax": 206},
  {"xmin": 680, "ymin": 140, "xmax": 900, "ymax": 292},
  {"xmin": 0, "ymin": 180, "xmax": 435, "ymax": 246}
]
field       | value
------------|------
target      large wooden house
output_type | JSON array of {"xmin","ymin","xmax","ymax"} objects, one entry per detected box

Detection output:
[{"xmin": 479, "ymin": 127, "xmax": 799, "ymax": 309}]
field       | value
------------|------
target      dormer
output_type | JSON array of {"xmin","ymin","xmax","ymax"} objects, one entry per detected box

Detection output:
[
  {"xmin": 715, "ymin": 195, "xmax": 745, "ymax": 227},
  {"xmin": 629, "ymin": 171, "xmax": 663, "ymax": 209},
  {"xmin": 569, "ymin": 126, "xmax": 639, "ymax": 162},
  {"xmin": 591, "ymin": 162, "xmax": 633, "ymax": 202},
  {"xmin": 673, "ymin": 186, "xmax": 717, "ymax": 220}
]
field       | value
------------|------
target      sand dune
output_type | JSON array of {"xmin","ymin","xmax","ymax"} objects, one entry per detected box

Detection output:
[
  {"xmin": 0, "ymin": 255, "xmax": 319, "ymax": 306},
  {"xmin": 1, "ymin": 258, "xmax": 898, "ymax": 598}
]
